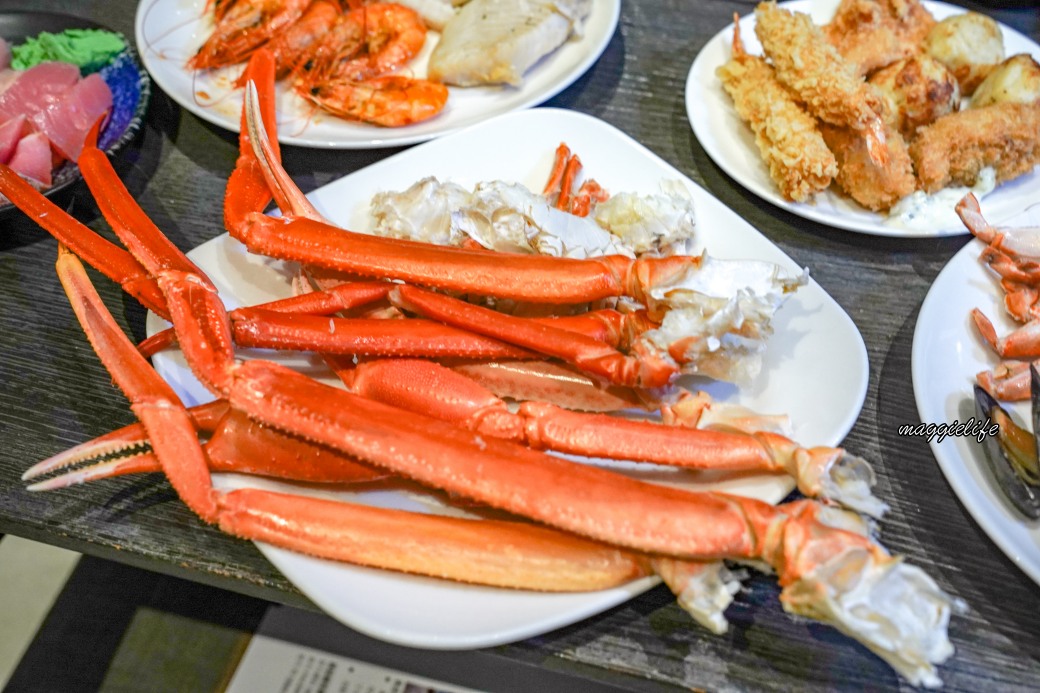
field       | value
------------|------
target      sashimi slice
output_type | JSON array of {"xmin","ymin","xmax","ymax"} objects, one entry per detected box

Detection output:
[
  {"xmin": 0, "ymin": 38, "xmax": 9, "ymax": 71},
  {"xmin": 31, "ymin": 73, "xmax": 113, "ymax": 162},
  {"xmin": 8, "ymin": 132, "xmax": 53, "ymax": 187},
  {"xmin": 0, "ymin": 115, "xmax": 30, "ymax": 164},
  {"xmin": 0, "ymin": 62, "xmax": 80, "ymax": 124}
]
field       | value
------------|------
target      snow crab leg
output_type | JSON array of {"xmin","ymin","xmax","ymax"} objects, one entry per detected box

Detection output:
[{"xmin": 46, "ymin": 241, "xmax": 652, "ymax": 592}]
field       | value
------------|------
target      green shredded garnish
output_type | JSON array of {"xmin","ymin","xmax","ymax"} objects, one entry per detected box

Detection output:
[{"xmin": 11, "ymin": 28, "xmax": 125, "ymax": 74}]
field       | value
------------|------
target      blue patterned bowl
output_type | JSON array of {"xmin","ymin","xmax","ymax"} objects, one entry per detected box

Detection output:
[{"xmin": 0, "ymin": 12, "xmax": 151, "ymax": 214}]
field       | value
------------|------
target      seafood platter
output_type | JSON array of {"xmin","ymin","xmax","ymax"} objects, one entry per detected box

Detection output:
[
  {"xmin": 5, "ymin": 0, "xmax": 1040, "ymax": 690},
  {"xmin": 135, "ymin": 0, "xmax": 620, "ymax": 147}
]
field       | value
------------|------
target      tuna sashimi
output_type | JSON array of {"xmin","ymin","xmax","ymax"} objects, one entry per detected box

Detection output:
[
  {"xmin": 8, "ymin": 132, "xmax": 53, "ymax": 187},
  {"xmin": 0, "ymin": 61, "xmax": 79, "ymax": 124},
  {"xmin": 0, "ymin": 115, "xmax": 30, "ymax": 164},
  {"xmin": 31, "ymin": 73, "xmax": 112, "ymax": 162}
]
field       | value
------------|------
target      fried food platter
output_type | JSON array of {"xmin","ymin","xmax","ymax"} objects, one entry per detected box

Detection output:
[
  {"xmin": 144, "ymin": 108, "xmax": 869, "ymax": 648},
  {"xmin": 686, "ymin": 0, "xmax": 1040, "ymax": 237},
  {"xmin": 133, "ymin": 0, "xmax": 620, "ymax": 149}
]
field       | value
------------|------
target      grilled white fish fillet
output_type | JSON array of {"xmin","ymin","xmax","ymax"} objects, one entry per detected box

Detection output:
[{"xmin": 428, "ymin": 0, "xmax": 592, "ymax": 86}]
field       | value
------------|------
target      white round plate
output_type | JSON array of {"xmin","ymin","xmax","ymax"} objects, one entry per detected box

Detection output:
[
  {"xmin": 134, "ymin": 0, "xmax": 620, "ymax": 148},
  {"xmin": 147, "ymin": 108, "xmax": 869, "ymax": 648},
  {"xmin": 686, "ymin": 0, "xmax": 1040, "ymax": 237},
  {"xmin": 913, "ymin": 204, "xmax": 1040, "ymax": 587}
]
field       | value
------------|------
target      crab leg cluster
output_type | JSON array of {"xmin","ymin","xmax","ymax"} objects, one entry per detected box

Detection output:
[{"xmin": 0, "ymin": 48, "xmax": 966, "ymax": 688}]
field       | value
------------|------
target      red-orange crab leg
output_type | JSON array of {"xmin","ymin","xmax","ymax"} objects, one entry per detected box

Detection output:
[
  {"xmin": 56, "ymin": 245, "xmax": 222, "ymax": 519},
  {"xmin": 977, "ymin": 360, "xmax": 1035, "ymax": 401},
  {"xmin": 23, "ymin": 400, "xmax": 387, "ymax": 490},
  {"xmin": 53, "ymin": 243, "xmax": 649, "ymax": 591},
  {"xmin": 389, "ymin": 284, "xmax": 677, "ymax": 388},
  {"xmin": 972, "ymin": 308, "xmax": 1040, "ymax": 360},
  {"xmin": 231, "ymin": 308, "xmax": 538, "ymax": 359},
  {"xmin": 0, "ymin": 166, "xmax": 168, "ymax": 318},
  {"xmin": 229, "ymin": 78, "xmax": 702, "ymax": 309},
  {"xmin": 139, "ymin": 280, "xmax": 537, "ymax": 362},
  {"xmin": 555, "ymin": 153, "xmax": 582, "ymax": 212},
  {"xmin": 79, "ymin": 122, "xmax": 211, "ymax": 284},
  {"xmin": 23, "ymin": 399, "xmax": 229, "ymax": 483},
  {"xmin": 542, "ymin": 143, "xmax": 571, "ymax": 197},
  {"xmin": 570, "ymin": 179, "xmax": 608, "ymax": 217},
  {"xmin": 450, "ymin": 360, "xmax": 655, "ymax": 413},
  {"xmin": 345, "ymin": 359, "xmax": 884, "ymax": 516},
  {"xmin": 137, "ymin": 280, "xmax": 392, "ymax": 356}
]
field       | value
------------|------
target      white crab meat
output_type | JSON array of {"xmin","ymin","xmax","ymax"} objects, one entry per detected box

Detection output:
[
  {"xmin": 593, "ymin": 181, "xmax": 697, "ymax": 256},
  {"xmin": 642, "ymin": 255, "xmax": 807, "ymax": 384},
  {"xmin": 370, "ymin": 177, "xmax": 803, "ymax": 384}
]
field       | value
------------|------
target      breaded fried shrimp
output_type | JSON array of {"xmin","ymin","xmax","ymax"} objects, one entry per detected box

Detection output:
[
  {"xmin": 909, "ymin": 102, "xmax": 1040, "ymax": 192},
  {"xmin": 754, "ymin": 1, "xmax": 889, "ymax": 166},
  {"xmin": 716, "ymin": 16, "xmax": 837, "ymax": 202},
  {"xmin": 820, "ymin": 123, "xmax": 915, "ymax": 211}
]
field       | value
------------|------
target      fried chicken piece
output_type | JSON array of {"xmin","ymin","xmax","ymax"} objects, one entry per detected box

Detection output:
[
  {"xmin": 820, "ymin": 123, "xmax": 915, "ymax": 211},
  {"xmin": 716, "ymin": 17, "xmax": 837, "ymax": 202},
  {"xmin": 909, "ymin": 102, "xmax": 1040, "ymax": 193},
  {"xmin": 823, "ymin": 0, "xmax": 936, "ymax": 77},
  {"xmin": 754, "ymin": 1, "xmax": 889, "ymax": 166}
]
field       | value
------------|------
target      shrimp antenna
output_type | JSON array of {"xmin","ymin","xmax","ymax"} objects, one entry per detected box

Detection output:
[{"xmin": 731, "ymin": 13, "xmax": 746, "ymax": 58}]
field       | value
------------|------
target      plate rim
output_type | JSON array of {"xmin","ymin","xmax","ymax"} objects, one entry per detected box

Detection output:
[
  {"xmin": 133, "ymin": 0, "xmax": 621, "ymax": 150},
  {"xmin": 685, "ymin": 0, "xmax": 1040, "ymax": 238}
]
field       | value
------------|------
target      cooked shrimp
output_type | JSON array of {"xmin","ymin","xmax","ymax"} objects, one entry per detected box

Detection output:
[
  {"xmin": 753, "ymin": 1, "xmax": 889, "ymax": 166},
  {"xmin": 299, "ymin": 75, "xmax": 448, "ymax": 127},
  {"xmin": 189, "ymin": 0, "xmax": 310, "ymax": 70},
  {"xmin": 267, "ymin": 0, "xmax": 341, "ymax": 79},
  {"xmin": 716, "ymin": 14, "xmax": 837, "ymax": 202},
  {"xmin": 820, "ymin": 123, "xmax": 915, "ymax": 212},
  {"xmin": 303, "ymin": 3, "xmax": 428, "ymax": 84}
]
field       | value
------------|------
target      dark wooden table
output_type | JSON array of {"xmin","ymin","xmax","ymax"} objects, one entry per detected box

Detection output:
[{"xmin": 3, "ymin": 0, "xmax": 1040, "ymax": 690}]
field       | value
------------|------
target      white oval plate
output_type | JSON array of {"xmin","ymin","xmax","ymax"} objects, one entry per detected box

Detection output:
[
  {"xmin": 147, "ymin": 108, "xmax": 869, "ymax": 649},
  {"xmin": 913, "ymin": 203, "xmax": 1040, "ymax": 587},
  {"xmin": 686, "ymin": 0, "xmax": 1040, "ymax": 237},
  {"xmin": 134, "ymin": 0, "xmax": 620, "ymax": 149}
]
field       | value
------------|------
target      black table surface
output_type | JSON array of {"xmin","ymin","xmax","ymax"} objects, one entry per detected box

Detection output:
[{"xmin": 2, "ymin": 0, "xmax": 1040, "ymax": 690}]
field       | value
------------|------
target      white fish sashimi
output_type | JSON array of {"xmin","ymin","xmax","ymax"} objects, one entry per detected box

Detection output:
[{"xmin": 428, "ymin": 0, "xmax": 592, "ymax": 86}]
